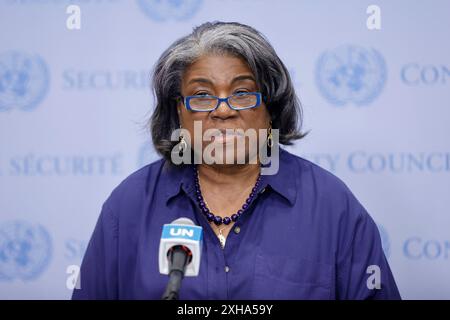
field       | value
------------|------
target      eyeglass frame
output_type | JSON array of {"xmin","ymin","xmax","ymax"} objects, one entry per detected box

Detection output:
[{"xmin": 180, "ymin": 92, "xmax": 265, "ymax": 112}]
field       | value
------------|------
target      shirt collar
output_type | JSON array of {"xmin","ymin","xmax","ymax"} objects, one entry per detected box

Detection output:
[
  {"xmin": 260, "ymin": 148, "xmax": 297, "ymax": 206},
  {"xmin": 161, "ymin": 148, "xmax": 297, "ymax": 206},
  {"xmin": 162, "ymin": 161, "xmax": 195, "ymax": 204}
]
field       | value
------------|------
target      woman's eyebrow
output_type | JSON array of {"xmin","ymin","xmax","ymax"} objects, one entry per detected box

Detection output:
[
  {"xmin": 186, "ymin": 75, "xmax": 256, "ymax": 87},
  {"xmin": 187, "ymin": 77, "xmax": 213, "ymax": 86},
  {"xmin": 230, "ymin": 74, "xmax": 256, "ymax": 84}
]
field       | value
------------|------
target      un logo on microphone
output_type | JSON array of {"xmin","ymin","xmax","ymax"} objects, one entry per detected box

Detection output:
[
  {"xmin": 316, "ymin": 45, "xmax": 386, "ymax": 106},
  {"xmin": 0, "ymin": 221, "xmax": 52, "ymax": 281},
  {"xmin": 137, "ymin": 0, "xmax": 203, "ymax": 22},
  {"xmin": 0, "ymin": 51, "xmax": 49, "ymax": 112}
]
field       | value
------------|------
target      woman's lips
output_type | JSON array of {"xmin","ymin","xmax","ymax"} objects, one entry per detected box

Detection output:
[{"xmin": 211, "ymin": 129, "xmax": 244, "ymax": 144}]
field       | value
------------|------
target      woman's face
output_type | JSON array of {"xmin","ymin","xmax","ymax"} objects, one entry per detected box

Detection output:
[{"xmin": 177, "ymin": 54, "xmax": 270, "ymax": 164}]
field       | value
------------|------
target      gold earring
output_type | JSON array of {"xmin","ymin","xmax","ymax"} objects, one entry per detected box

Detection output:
[
  {"xmin": 267, "ymin": 122, "xmax": 273, "ymax": 148},
  {"xmin": 179, "ymin": 126, "xmax": 187, "ymax": 155}
]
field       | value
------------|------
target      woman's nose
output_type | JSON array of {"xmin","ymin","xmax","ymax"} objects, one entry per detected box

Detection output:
[{"xmin": 211, "ymin": 98, "xmax": 238, "ymax": 120}]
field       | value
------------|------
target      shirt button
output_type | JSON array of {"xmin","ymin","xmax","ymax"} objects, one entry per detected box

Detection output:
[
  {"xmin": 224, "ymin": 266, "xmax": 230, "ymax": 273},
  {"xmin": 260, "ymin": 187, "xmax": 266, "ymax": 194},
  {"xmin": 234, "ymin": 226, "xmax": 241, "ymax": 234}
]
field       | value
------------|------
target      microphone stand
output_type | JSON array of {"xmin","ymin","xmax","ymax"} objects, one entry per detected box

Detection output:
[{"xmin": 161, "ymin": 246, "xmax": 190, "ymax": 300}]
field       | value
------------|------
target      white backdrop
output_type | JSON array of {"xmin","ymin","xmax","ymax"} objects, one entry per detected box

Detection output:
[{"xmin": 0, "ymin": 0, "xmax": 449, "ymax": 299}]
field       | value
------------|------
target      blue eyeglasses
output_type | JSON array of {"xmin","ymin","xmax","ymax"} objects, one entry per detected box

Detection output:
[{"xmin": 181, "ymin": 92, "xmax": 263, "ymax": 112}]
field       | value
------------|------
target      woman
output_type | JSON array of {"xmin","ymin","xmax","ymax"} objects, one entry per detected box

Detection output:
[{"xmin": 72, "ymin": 21, "xmax": 400, "ymax": 300}]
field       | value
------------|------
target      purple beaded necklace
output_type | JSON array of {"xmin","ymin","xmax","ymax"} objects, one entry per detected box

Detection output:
[{"xmin": 193, "ymin": 165, "xmax": 262, "ymax": 227}]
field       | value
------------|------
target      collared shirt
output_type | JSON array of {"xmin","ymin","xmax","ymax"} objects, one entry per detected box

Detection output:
[{"xmin": 72, "ymin": 148, "xmax": 401, "ymax": 300}]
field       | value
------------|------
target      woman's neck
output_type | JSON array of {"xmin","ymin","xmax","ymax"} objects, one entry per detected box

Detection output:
[{"xmin": 197, "ymin": 163, "xmax": 261, "ymax": 189}]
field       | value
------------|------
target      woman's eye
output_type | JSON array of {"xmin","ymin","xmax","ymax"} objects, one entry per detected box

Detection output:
[
  {"xmin": 194, "ymin": 92, "xmax": 210, "ymax": 96},
  {"xmin": 235, "ymin": 90, "xmax": 249, "ymax": 94}
]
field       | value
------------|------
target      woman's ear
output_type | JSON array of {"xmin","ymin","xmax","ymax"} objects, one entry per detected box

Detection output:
[
  {"xmin": 177, "ymin": 106, "xmax": 182, "ymax": 127},
  {"xmin": 176, "ymin": 97, "xmax": 183, "ymax": 113}
]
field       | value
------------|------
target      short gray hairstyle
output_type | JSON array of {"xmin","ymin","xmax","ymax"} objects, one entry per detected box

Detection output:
[{"xmin": 150, "ymin": 21, "xmax": 307, "ymax": 161}]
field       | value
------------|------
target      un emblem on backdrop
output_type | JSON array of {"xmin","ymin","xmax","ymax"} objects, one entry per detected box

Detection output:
[
  {"xmin": 377, "ymin": 224, "xmax": 391, "ymax": 259},
  {"xmin": 316, "ymin": 45, "xmax": 386, "ymax": 106},
  {"xmin": 0, "ymin": 221, "xmax": 52, "ymax": 281},
  {"xmin": 137, "ymin": 0, "xmax": 202, "ymax": 22},
  {"xmin": 0, "ymin": 51, "xmax": 49, "ymax": 112}
]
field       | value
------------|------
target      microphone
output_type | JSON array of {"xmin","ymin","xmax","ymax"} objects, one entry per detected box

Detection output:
[{"xmin": 159, "ymin": 217, "xmax": 203, "ymax": 300}]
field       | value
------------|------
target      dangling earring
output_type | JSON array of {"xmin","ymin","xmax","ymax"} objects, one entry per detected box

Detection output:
[
  {"xmin": 179, "ymin": 125, "xmax": 187, "ymax": 157},
  {"xmin": 267, "ymin": 121, "xmax": 273, "ymax": 148}
]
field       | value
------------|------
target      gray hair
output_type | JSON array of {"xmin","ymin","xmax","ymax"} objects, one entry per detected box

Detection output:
[{"xmin": 149, "ymin": 21, "xmax": 307, "ymax": 162}]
